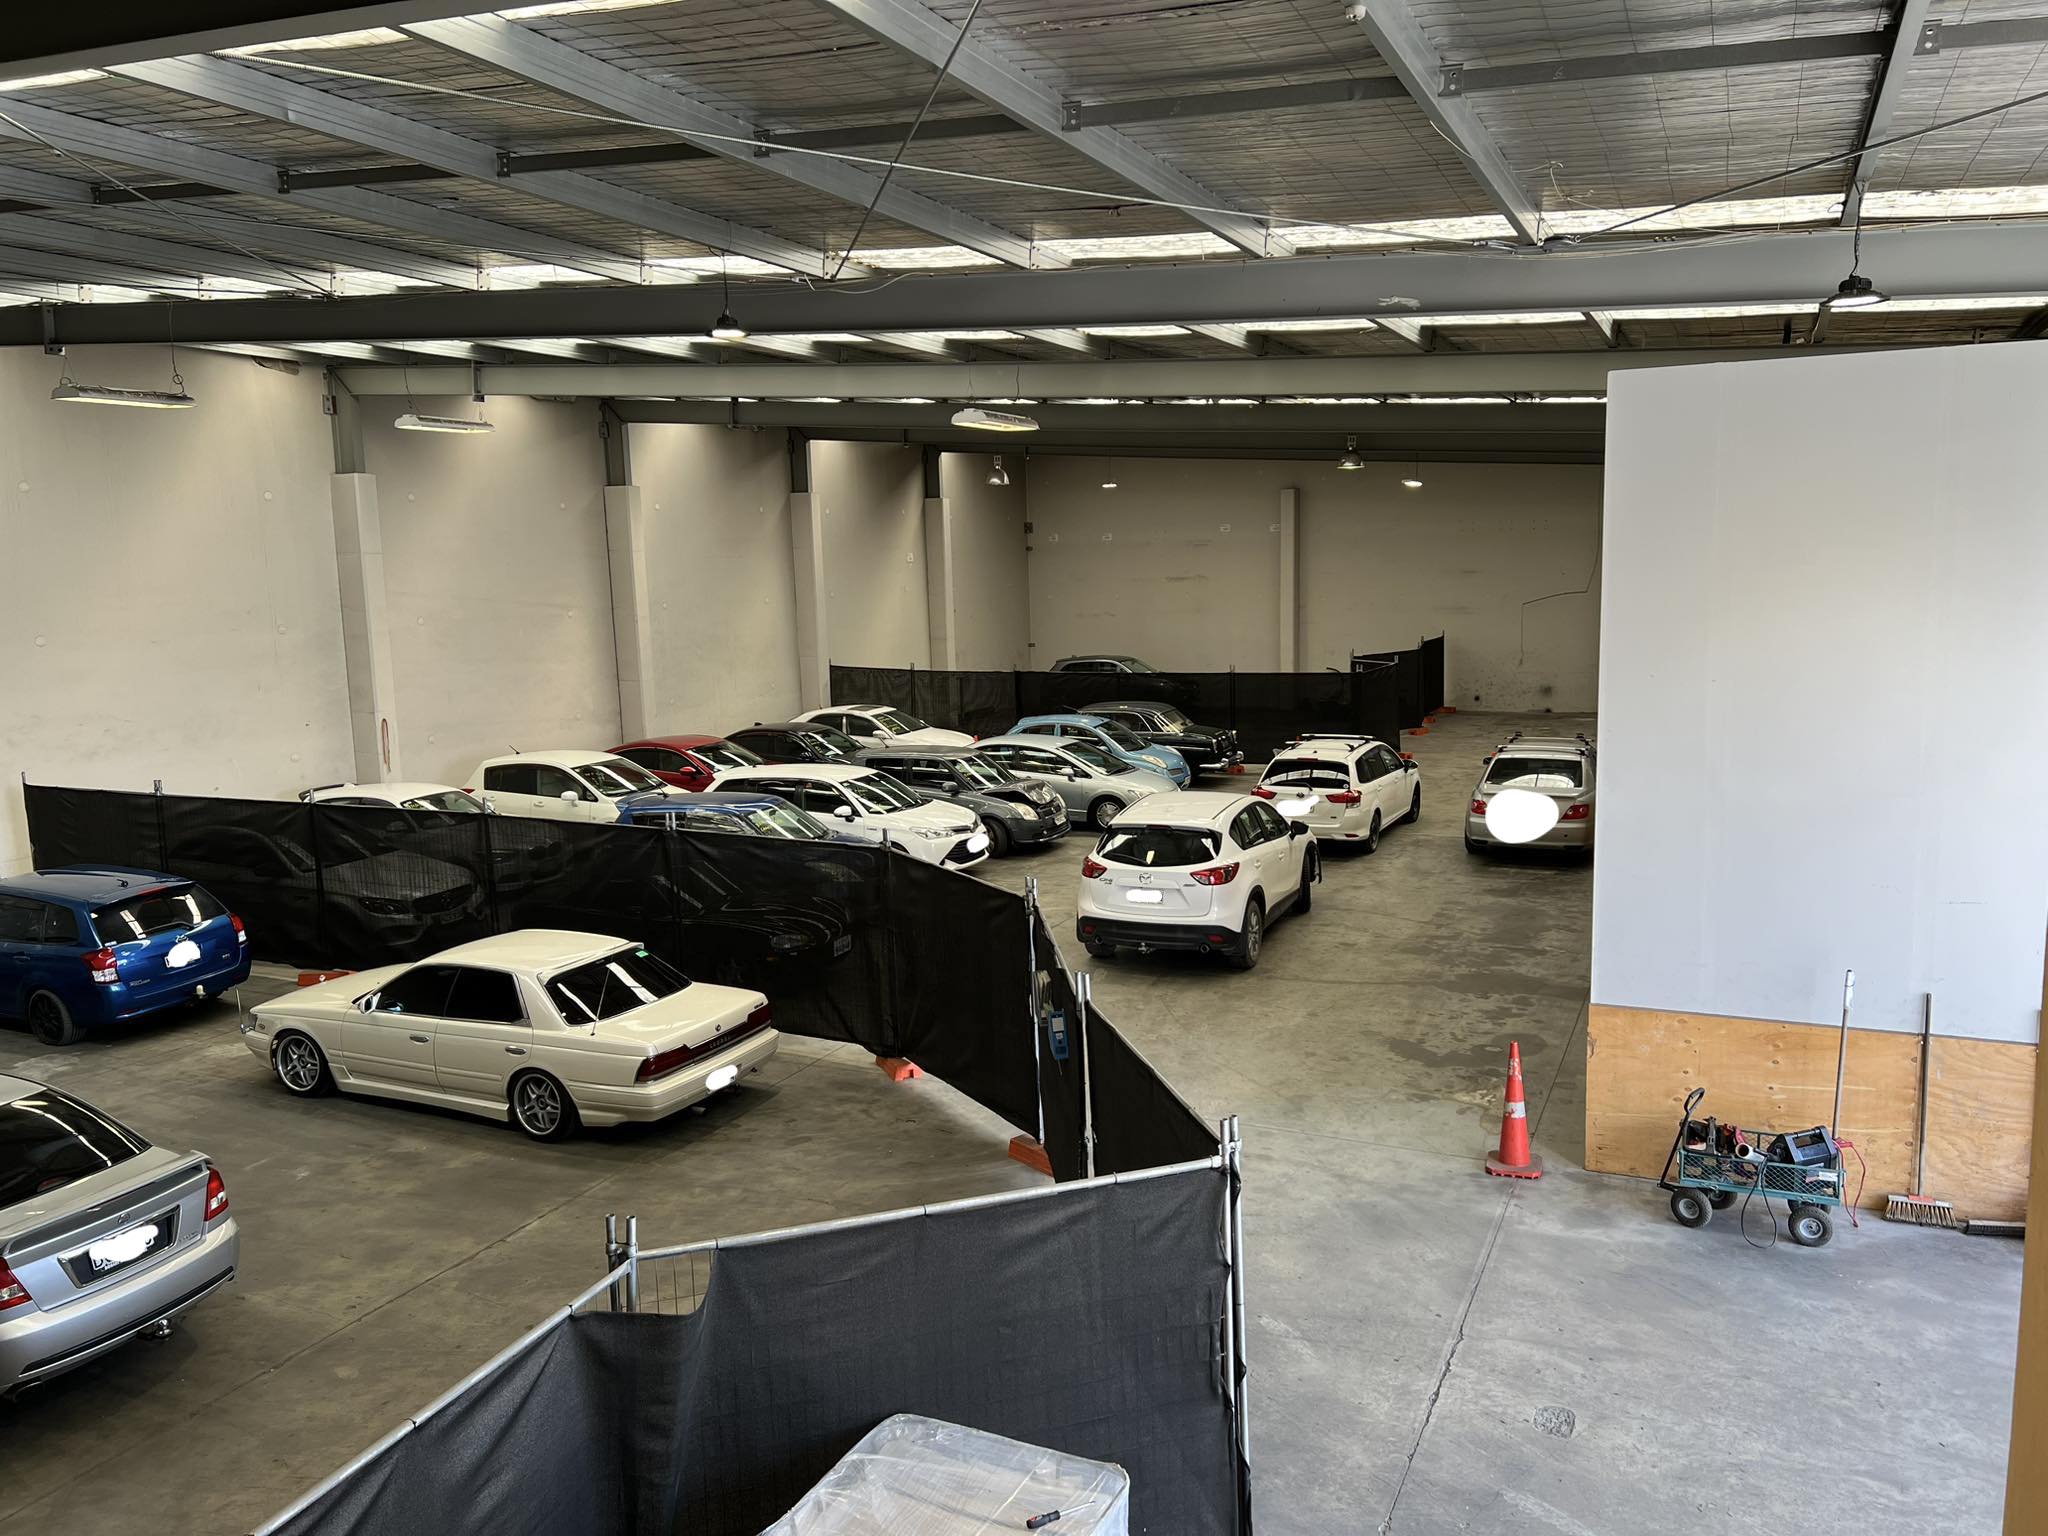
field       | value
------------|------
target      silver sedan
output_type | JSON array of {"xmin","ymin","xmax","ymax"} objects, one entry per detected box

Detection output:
[
  {"xmin": 0, "ymin": 1075, "xmax": 239, "ymax": 1393},
  {"xmin": 977, "ymin": 735, "xmax": 1175, "ymax": 829},
  {"xmin": 1464, "ymin": 734, "xmax": 1597, "ymax": 852}
]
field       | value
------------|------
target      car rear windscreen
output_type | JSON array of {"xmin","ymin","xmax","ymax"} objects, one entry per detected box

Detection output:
[
  {"xmin": 547, "ymin": 946, "xmax": 693, "ymax": 1023},
  {"xmin": 0, "ymin": 1089, "xmax": 149, "ymax": 1209},
  {"xmin": 1097, "ymin": 826, "xmax": 1220, "ymax": 867},
  {"xmin": 1263, "ymin": 758, "xmax": 1350, "ymax": 790},
  {"xmin": 91, "ymin": 883, "xmax": 225, "ymax": 942},
  {"xmin": 1485, "ymin": 756, "xmax": 1584, "ymax": 790}
]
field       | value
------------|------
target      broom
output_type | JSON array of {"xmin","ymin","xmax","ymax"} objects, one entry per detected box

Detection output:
[{"xmin": 1885, "ymin": 992, "xmax": 1959, "ymax": 1227}]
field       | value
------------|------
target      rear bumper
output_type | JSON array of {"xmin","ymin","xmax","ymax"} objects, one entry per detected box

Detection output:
[
  {"xmin": 1465, "ymin": 814, "xmax": 1593, "ymax": 848},
  {"xmin": 573, "ymin": 1027, "xmax": 782, "ymax": 1126},
  {"xmin": 97, "ymin": 951, "xmax": 254, "ymax": 1024},
  {"xmin": 1077, "ymin": 915, "xmax": 1240, "ymax": 953},
  {"xmin": 0, "ymin": 1220, "xmax": 238, "ymax": 1391}
]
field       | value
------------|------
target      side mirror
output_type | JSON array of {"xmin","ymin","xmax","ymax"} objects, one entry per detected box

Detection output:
[
  {"xmin": 1289, "ymin": 821, "xmax": 1308, "ymax": 838},
  {"xmin": 482, "ymin": 795, "xmax": 497, "ymax": 814},
  {"xmin": 559, "ymin": 790, "xmax": 580, "ymax": 803},
  {"xmin": 1064, "ymin": 768, "xmax": 1080, "ymax": 781},
  {"xmin": 833, "ymin": 804, "xmax": 856, "ymax": 820},
  {"xmin": 357, "ymin": 993, "xmax": 379, "ymax": 1013}
]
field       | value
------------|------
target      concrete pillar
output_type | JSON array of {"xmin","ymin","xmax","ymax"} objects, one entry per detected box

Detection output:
[
  {"xmin": 1278, "ymin": 486, "xmax": 1300, "ymax": 670},
  {"xmin": 605, "ymin": 484, "xmax": 656, "ymax": 740},
  {"xmin": 789, "ymin": 491, "xmax": 829, "ymax": 708},
  {"xmin": 330, "ymin": 473, "xmax": 402, "ymax": 783},
  {"xmin": 924, "ymin": 493, "xmax": 958, "ymax": 670}
]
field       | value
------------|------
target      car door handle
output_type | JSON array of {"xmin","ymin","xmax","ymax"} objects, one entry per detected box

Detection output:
[
  {"xmin": 504, "ymin": 1045, "xmax": 527, "ymax": 1056},
  {"xmin": 408, "ymin": 1033, "xmax": 431, "ymax": 1044}
]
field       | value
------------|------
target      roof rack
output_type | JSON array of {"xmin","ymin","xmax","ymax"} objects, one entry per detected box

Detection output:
[
  {"xmin": 1498, "ymin": 731, "xmax": 1594, "ymax": 752},
  {"xmin": 1279, "ymin": 733, "xmax": 1383, "ymax": 751}
]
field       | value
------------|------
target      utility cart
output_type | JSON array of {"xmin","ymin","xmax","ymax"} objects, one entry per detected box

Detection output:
[{"xmin": 1658, "ymin": 1087, "xmax": 1847, "ymax": 1247}]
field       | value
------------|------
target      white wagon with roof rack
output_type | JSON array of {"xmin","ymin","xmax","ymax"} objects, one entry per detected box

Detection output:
[{"xmin": 1253, "ymin": 735, "xmax": 1422, "ymax": 853}]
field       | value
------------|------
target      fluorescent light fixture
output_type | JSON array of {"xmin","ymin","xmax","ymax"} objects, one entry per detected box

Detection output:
[
  {"xmin": 987, "ymin": 456, "xmax": 1010, "ymax": 487},
  {"xmin": 394, "ymin": 412, "xmax": 495, "ymax": 434},
  {"xmin": 1080, "ymin": 324, "xmax": 1189, "ymax": 337},
  {"xmin": 951, "ymin": 406, "xmax": 1039, "ymax": 432},
  {"xmin": 1419, "ymin": 311, "xmax": 1587, "ymax": 326},
  {"xmin": 1605, "ymin": 303, "xmax": 1817, "ymax": 320},
  {"xmin": 224, "ymin": 27, "xmax": 405, "ymax": 55},
  {"xmin": 1878, "ymin": 295, "xmax": 2048, "ymax": 312},
  {"xmin": 1338, "ymin": 436, "xmax": 1365, "ymax": 471},
  {"xmin": 709, "ymin": 310, "xmax": 747, "ymax": 341},
  {"xmin": 496, "ymin": 0, "xmax": 671, "ymax": 17},
  {"xmin": 0, "ymin": 68, "xmax": 105, "ymax": 91},
  {"xmin": 1823, "ymin": 274, "xmax": 1888, "ymax": 310},
  {"xmin": 1101, "ymin": 455, "xmax": 1118, "ymax": 490},
  {"xmin": 50, "ymin": 382, "xmax": 196, "ymax": 409},
  {"xmin": 1243, "ymin": 318, "xmax": 1379, "ymax": 333}
]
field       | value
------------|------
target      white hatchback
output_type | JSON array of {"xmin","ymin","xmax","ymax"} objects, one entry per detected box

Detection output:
[
  {"xmin": 794, "ymin": 705, "xmax": 974, "ymax": 750},
  {"xmin": 467, "ymin": 750, "xmax": 680, "ymax": 823},
  {"xmin": 709, "ymin": 763, "xmax": 990, "ymax": 868},
  {"xmin": 1076, "ymin": 790, "xmax": 1318, "ymax": 970},
  {"xmin": 1255, "ymin": 737, "xmax": 1422, "ymax": 853}
]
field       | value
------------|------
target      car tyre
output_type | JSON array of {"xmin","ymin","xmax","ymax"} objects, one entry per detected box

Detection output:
[
  {"xmin": 1295, "ymin": 852, "xmax": 1315, "ymax": 913},
  {"xmin": 1085, "ymin": 940, "xmax": 1116, "ymax": 961},
  {"xmin": 1226, "ymin": 899, "xmax": 1265, "ymax": 971},
  {"xmin": 26, "ymin": 989, "xmax": 83, "ymax": 1047},
  {"xmin": 273, "ymin": 1031, "xmax": 334, "ymax": 1096},
  {"xmin": 1088, "ymin": 796, "xmax": 1122, "ymax": 830},
  {"xmin": 981, "ymin": 816, "xmax": 1012, "ymax": 857},
  {"xmin": 510, "ymin": 1071, "xmax": 579, "ymax": 1141},
  {"xmin": 1463, "ymin": 833, "xmax": 1484, "ymax": 855},
  {"xmin": 1406, "ymin": 787, "xmax": 1422, "ymax": 824},
  {"xmin": 1362, "ymin": 812, "xmax": 1382, "ymax": 855}
]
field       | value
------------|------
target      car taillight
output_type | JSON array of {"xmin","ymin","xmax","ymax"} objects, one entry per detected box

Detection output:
[
  {"xmin": 1190, "ymin": 862, "xmax": 1240, "ymax": 886},
  {"xmin": 0, "ymin": 1258, "xmax": 29, "ymax": 1312},
  {"xmin": 1326, "ymin": 790, "xmax": 1362, "ymax": 805},
  {"xmin": 82, "ymin": 946, "xmax": 119, "ymax": 984},
  {"xmin": 204, "ymin": 1163, "xmax": 229, "ymax": 1223},
  {"xmin": 231, "ymin": 914, "xmax": 247, "ymax": 945},
  {"xmin": 1249, "ymin": 786, "xmax": 1275, "ymax": 799},
  {"xmin": 1081, "ymin": 856, "xmax": 1107, "ymax": 879},
  {"xmin": 1470, "ymin": 799, "xmax": 1488, "ymax": 815},
  {"xmin": 637, "ymin": 1002, "xmax": 774, "ymax": 1082},
  {"xmin": 1560, "ymin": 802, "xmax": 1590, "ymax": 821}
]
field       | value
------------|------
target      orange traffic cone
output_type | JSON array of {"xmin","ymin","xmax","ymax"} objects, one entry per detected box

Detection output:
[{"xmin": 1485, "ymin": 1040, "xmax": 1543, "ymax": 1179}]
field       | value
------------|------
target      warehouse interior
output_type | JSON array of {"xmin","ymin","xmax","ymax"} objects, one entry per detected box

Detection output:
[{"xmin": 0, "ymin": 4, "xmax": 2046, "ymax": 1534}]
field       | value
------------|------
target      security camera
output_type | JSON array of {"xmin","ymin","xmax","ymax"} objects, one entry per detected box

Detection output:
[{"xmin": 1342, "ymin": 1, "xmax": 1371, "ymax": 19}]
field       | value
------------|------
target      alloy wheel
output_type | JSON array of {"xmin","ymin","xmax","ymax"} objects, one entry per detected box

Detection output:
[
  {"xmin": 278, "ymin": 1036, "xmax": 323, "ymax": 1092},
  {"xmin": 515, "ymin": 1075, "xmax": 562, "ymax": 1135}
]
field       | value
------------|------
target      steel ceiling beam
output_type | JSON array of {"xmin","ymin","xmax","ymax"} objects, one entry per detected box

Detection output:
[
  {"xmin": 1843, "ymin": 0, "xmax": 1936, "ymax": 228},
  {"xmin": 9, "ymin": 223, "xmax": 2044, "ymax": 346},
  {"xmin": 0, "ymin": 94, "xmax": 641, "ymax": 284},
  {"xmin": 107, "ymin": 204, "xmax": 488, "ymax": 290},
  {"xmin": 110, "ymin": 54, "xmax": 851, "ymax": 279},
  {"xmin": 0, "ymin": 242, "xmax": 221, "ymax": 291},
  {"xmin": 0, "ymin": 211, "xmax": 335, "ymax": 290},
  {"xmin": 1, "ymin": 5, "xmax": 496, "ymax": 76},
  {"xmin": 603, "ymin": 398, "xmax": 1601, "ymax": 434},
  {"xmin": 405, "ymin": 15, "xmax": 1047, "ymax": 270},
  {"xmin": 1343, "ymin": 1, "xmax": 1542, "ymax": 245},
  {"xmin": 807, "ymin": 0, "xmax": 1290, "ymax": 258}
]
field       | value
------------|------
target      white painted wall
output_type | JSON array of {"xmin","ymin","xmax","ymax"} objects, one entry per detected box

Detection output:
[
  {"xmin": 627, "ymin": 422, "xmax": 801, "ymax": 732},
  {"xmin": 1594, "ymin": 343, "xmax": 2048, "ymax": 1044},
  {"xmin": 939, "ymin": 451, "xmax": 1029, "ymax": 670},
  {"xmin": 812, "ymin": 440, "xmax": 930, "ymax": 672},
  {"xmin": 365, "ymin": 396, "xmax": 618, "ymax": 787},
  {"xmin": 0, "ymin": 348, "xmax": 351, "ymax": 874},
  {"xmin": 1024, "ymin": 455, "xmax": 1601, "ymax": 707}
]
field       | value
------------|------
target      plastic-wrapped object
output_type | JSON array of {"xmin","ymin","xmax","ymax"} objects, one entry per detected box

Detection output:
[{"xmin": 761, "ymin": 1414, "xmax": 1130, "ymax": 1535}]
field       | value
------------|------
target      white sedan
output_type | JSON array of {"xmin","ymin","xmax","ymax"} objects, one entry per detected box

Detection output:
[
  {"xmin": 794, "ymin": 705, "xmax": 974, "ymax": 750},
  {"xmin": 242, "ymin": 930, "xmax": 779, "ymax": 1140},
  {"xmin": 710, "ymin": 763, "xmax": 990, "ymax": 867}
]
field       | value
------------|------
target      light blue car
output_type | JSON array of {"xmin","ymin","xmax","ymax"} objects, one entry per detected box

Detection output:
[{"xmin": 1008, "ymin": 714, "xmax": 1192, "ymax": 786}]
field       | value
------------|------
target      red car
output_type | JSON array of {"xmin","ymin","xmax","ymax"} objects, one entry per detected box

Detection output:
[{"xmin": 611, "ymin": 735, "xmax": 764, "ymax": 792}]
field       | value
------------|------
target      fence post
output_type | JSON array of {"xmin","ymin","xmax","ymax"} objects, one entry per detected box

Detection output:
[
  {"xmin": 306, "ymin": 798, "xmax": 327, "ymax": 960},
  {"xmin": 1025, "ymin": 877, "xmax": 1045, "ymax": 1148},
  {"xmin": 1077, "ymin": 970, "xmax": 1097, "ymax": 1179},
  {"xmin": 1227, "ymin": 667, "xmax": 1238, "ymax": 743},
  {"xmin": 1223, "ymin": 1115, "xmax": 1251, "ymax": 1484},
  {"xmin": 480, "ymin": 810, "xmax": 501, "ymax": 935},
  {"xmin": 152, "ymin": 779, "xmax": 168, "ymax": 870},
  {"xmin": 625, "ymin": 1215, "xmax": 640, "ymax": 1313},
  {"xmin": 604, "ymin": 1214, "xmax": 624, "ymax": 1311}
]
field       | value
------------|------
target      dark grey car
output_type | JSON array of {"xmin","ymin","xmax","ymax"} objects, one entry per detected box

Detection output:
[
  {"xmin": 1082, "ymin": 700, "xmax": 1242, "ymax": 775},
  {"xmin": 0, "ymin": 1075, "xmax": 239, "ymax": 1393},
  {"xmin": 857, "ymin": 747, "xmax": 1070, "ymax": 855}
]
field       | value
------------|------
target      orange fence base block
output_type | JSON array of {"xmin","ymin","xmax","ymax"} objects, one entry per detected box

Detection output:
[
  {"xmin": 875, "ymin": 1056, "xmax": 924, "ymax": 1082},
  {"xmin": 1438, "ymin": 705, "xmax": 1458, "ymax": 713},
  {"xmin": 1228, "ymin": 762, "xmax": 1245, "ymax": 774},
  {"xmin": 298, "ymin": 970, "xmax": 353, "ymax": 987},
  {"xmin": 1007, "ymin": 1135, "xmax": 1054, "ymax": 1176},
  {"xmin": 1406, "ymin": 726, "xmax": 1431, "ymax": 736}
]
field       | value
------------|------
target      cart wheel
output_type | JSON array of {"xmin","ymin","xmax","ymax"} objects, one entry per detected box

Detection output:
[
  {"xmin": 1788, "ymin": 1205, "xmax": 1833, "ymax": 1248},
  {"xmin": 1669, "ymin": 1189, "xmax": 1713, "ymax": 1228},
  {"xmin": 1707, "ymin": 1191, "xmax": 1737, "ymax": 1209}
]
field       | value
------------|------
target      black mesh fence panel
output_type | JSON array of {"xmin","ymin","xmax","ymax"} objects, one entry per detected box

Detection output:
[
  {"xmin": 1420, "ymin": 634, "xmax": 1446, "ymax": 714},
  {"xmin": 272, "ymin": 1168, "xmax": 1242, "ymax": 1536},
  {"xmin": 1086, "ymin": 1004, "xmax": 1222, "ymax": 1177},
  {"xmin": 1031, "ymin": 909, "xmax": 1088, "ymax": 1181},
  {"xmin": 1353, "ymin": 649, "xmax": 1425, "ymax": 728}
]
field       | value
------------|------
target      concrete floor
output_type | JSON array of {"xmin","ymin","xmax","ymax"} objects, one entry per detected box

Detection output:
[{"xmin": 2, "ymin": 709, "xmax": 2023, "ymax": 1533}]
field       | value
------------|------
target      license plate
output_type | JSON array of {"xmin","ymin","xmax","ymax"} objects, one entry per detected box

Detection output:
[
  {"xmin": 705, "ymin": 1065, "xmax": 739, "ymax": 1091},
  {"xmin": 966, "ymin": 832, "xmax": 990, "ymax": 853},
  {"xmin": 89, "ymin": 1222, "xmax": 162, "ymax": 1272},
  {"xmin": 165, "ymin": 938, "xmax": 201, "ymax": 970},
  {"xmin": 831, "ymin": 934, "xmax": 852, "ymax": 957},
  {"xmin": 1125, "ymin": 888, "xmax": 1163, "ymax": 904}
]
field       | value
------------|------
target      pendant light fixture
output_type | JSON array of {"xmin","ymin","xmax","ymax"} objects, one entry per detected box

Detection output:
[
  {"xmin": 1401, "ymin": 453, "xmax": 1423, "ymax": 489},
  {"xmin": 52, "ymin": 337, "xmax": 195, "ymax": 410},
  {"xmin": 1822, "ymin": 204, "xmax": 1888, "ymax": 310},
  {"xmin": 1337, "ymin": 435, "xmax": 1365, "ymax": 471},
  {"xmin": 986, "ymin": 455, "xmax": 1010, "ymax": 486},
  {"xmin": 1100, "ymin": 454, "xmax": 1118, "ymax": 490},
  {"xmin": 710, "ymin": 250, "xmax": 747, "ymax": 340}
]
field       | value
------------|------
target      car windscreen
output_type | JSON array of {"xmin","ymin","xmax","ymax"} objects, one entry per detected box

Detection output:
[
  {"xmin": 1263, "ymin": 758, "xmax": 1351, "ymax": 790},
  {"xmin": 584, "ymin": 758, "xmax": 668, "ymax": 797},
  {"xmin": 692, "ymin": 741, "xmax": 760, "ymax": 771},
  {"xmin": 1065, "ymin": 743, "xmax": 1128, "ymax": 775},
  {"xmin": 0, "ymin": 1089, "xmax": 148, "ymax": 1208},
  {"xmin": 1124, "ymin": 658, "xmax": 1156, "ymax": 672},
  {"xmin": 1486, "ymin": 756, "xmax": 1583, "ymax": 790},
  {"xmin": 403, "ymin": 790, "xmax": 486, "ymax": 813},
  {"xmin": 740, "ymin": 803, "xmax": 832, "ymax": 840},
  {"xmin": 846, "ymin": 773, "xmax": 924, "ymax": 812},
  {"xmin": 796, "ymin": 729, "xmax": 859, "ymax": 761},
  {"xmin": 953, "ymin": 755, "xmax": 1015, "ymax": 789},
  {"xmin": 1097, "ymin": 826, "xmax": 1218, "ymax": 867},
  {"xmin": 546, "ymin": 946, "xmax": 692, "ymax": 1023},
  {"xmin": 91, "ymin": 883, "xmax": 225, "ymax": 942},
  {"xmin": 872, "ymin": 709, "xmax": 924, "ymax": 733},
  {"xmin": 1093, "ymin": 722, "xmax": 1150, "ymax": 751}
]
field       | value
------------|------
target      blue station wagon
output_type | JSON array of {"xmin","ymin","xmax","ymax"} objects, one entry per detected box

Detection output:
[{"xmin": 0, "ymin": 868, "xmax": 251, "ymax": 1046}]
